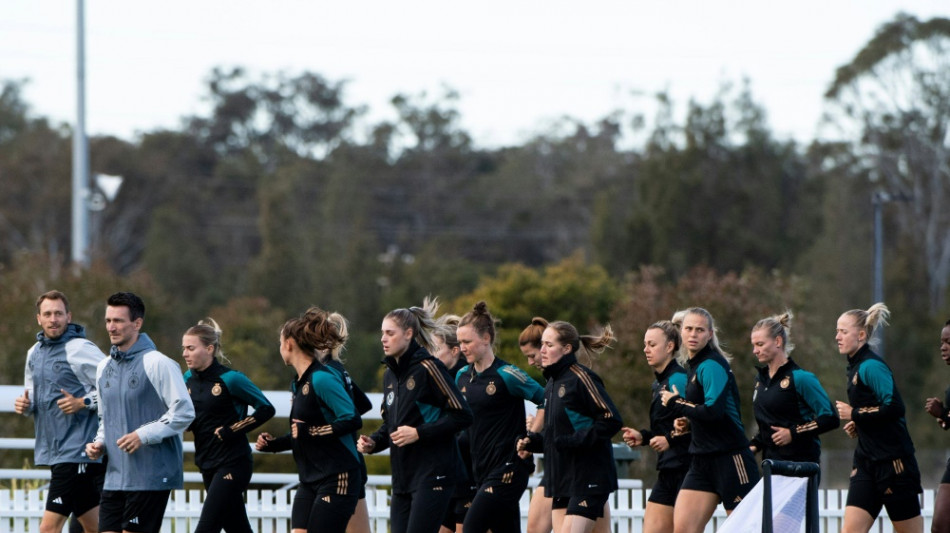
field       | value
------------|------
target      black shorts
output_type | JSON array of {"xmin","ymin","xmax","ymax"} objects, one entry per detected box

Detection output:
[
  {"xmin": 681, "ymin": 449, "xmax": 760, "ymax": 511},
  {"xmin": 46, "ymin": 462, "xmax": 106, "ymax": 517},
  {"xmin": 441, "ymin": 495, "xmax": 472, "ymax": 529},
  {"xmin": 552, "ymin": 494, "xmax": 609, "ymax": 520},
  {"xmin": 648, "ymin": 467, "xmax": 688, "ymax": 506},
  {"xmin": 846, "ymin": 455, "xmax": 922, "ymax": 522},
  {"xmin": 941, "ymin": 457, "xmax": 950, "ymax": 485},
  {"xmin": 358, "ymin": 454, "xmax": 368, "ymax": 499},
  {"xmin": 292, "ymin": 470, "xmax": 360, "ymax": 532},
  {"xmin": 99, "ymin": 489, "xmax": 171, "ymax": 533}
]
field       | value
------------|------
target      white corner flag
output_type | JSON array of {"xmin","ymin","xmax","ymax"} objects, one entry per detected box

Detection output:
[{"xmin": 717, "ymin": 475, "xmax": 808, "ymax": 533}]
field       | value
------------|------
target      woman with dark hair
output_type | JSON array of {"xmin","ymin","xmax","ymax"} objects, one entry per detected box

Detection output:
[
  {"xmin": 255, "ymin": 308, "xmax": 362, "ymax": 533},
  {"xmin": 749, "ymin": 310, "xmax": 838, "ymax": 467},
  {"xmin": 834, "ymin": 303, "xmax": 922, "ymax": 533},
  {"xmin": 658, "ymin": 307, "xmax": 758, "ymax": 533},
  {"xmin": 621, "ymin": 320, "xmax": 690, "ymax": 533},
  {"xmin": 455, "ymin": 302, "xmax": 545, "ymax": 533},
  {"xmin": 182, "ymin": 318, "xmax": 275, "ymax": 533},
  {"xmin": 925, "ymin": 319, "xmax": 950, "ymax": 533},
  {"xmin": 519, "ymin": 320, "xmax": 622, "ymax": 533},
  {"xmin": 357, "ymin": 298, "xmax": 473, "ymax": 533}
]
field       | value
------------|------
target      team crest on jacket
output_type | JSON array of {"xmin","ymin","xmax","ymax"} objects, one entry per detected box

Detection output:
[
  {"xmin": 780, "ymin": 377, "xmax": 790, "ymax": 389},
  {"xmin": 558, "ymin": 384, "xmax": 566, "ymax": 398},
  {"xmin": 486, "ymin": 381, "xmax": 496, "ymax": 395},
  {"xmin": 302, "ymin": 383, "xmax": 310, "ymax": 396},
  {"xmin": 387, "ymin": 391, "xmax": 394, "ymax": 406},
  {"xmin": 406, "ymin": 377, "xmax": 416, "ymax": 390},
  {"xmin": 211, "ymin": 383, "xmax": 222, "ymax": 396},
  {"xmin": 127, "ymin": 374, "xmax": 140, "ymax": 389}
]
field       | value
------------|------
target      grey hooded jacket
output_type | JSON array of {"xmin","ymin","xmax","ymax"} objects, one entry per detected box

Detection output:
[
  {"xmin": 94, "ymin": 333, "xmax": 195, "ymax": 490},
  {"xmin": 22, "ymin": 323, "xmax": 105, "ymax": 465}
]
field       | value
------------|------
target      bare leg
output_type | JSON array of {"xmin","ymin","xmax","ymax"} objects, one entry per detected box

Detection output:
[
  {"xmin": 892, "ymin": 515, "xmax": 923, "ymax": 533},
  {"xmin": 39, "ymin": 511, "xmax": 69, "ymax": 533},
  {"xmin": 552, "ymin": 507, "xmax": 567, "ymax": 533},
  {"xmin": 933, "ymin": 484, "xmax": 950, "ymax": 533},
  {"xmin": 347, "ymin": 498, "xmax": 371, "ymax": 533},
  {"xmin": 568, "ymin": 516, "xmax": 596, "ymax": 533},
  {"xmin": 75, "ymin": 506, "xmax": 99, "ymax": 533},
  {"xmin": 592, "ymin": 503, "xmax": 610, "ymax": 533},
  {"xmin": 528, "ymin": 486, "xmax": 554, "ymax": 533},
  {"xmin": 643, "ymin": 502, "xmax": 674, "ymax": 533},
  {"xmin": 671, "ymin": 490, "xmax": 719, "ymax": 533},
  {"xmin": 841, "ymin": 505, "xmax": 875, "ymax": 533}
]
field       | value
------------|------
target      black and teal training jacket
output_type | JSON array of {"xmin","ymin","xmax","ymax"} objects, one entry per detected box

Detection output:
[
  {"xmin": 184, "ymin": 358, "xmax": 275, "ymax": 471},
  {"xmin": 368, "ymin": 340, "xmax": 473, "ymax": 494},
  {"xmin": 639, "ymin": 360, "xmax": 691, "ymax": 471},
  {"xmin": 524, "ymin": 352, "xmax": 622, "ymax": 498},
  {"xmin": 846, "ymin": 344, "xmax": 915, "ymax": 461},
  {"xmin": 258, "ymin": 360, "xmax": 361, "ymax": 483},
  {"xmin": 666, "ymin": 345, "xmax": 749, "ymax": 455},
  {"xmin": 751, "ymin": 358, "xmax": 838, "ymax": 463},
  {"xmin": 456, "ymin": 356, "xmax": 545, "ymax": 483}
]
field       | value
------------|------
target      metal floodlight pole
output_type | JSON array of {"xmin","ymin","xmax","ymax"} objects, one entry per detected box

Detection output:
[
  {"xmin": 71, "ymin": 0, "xmax": 90, "ymax": 266},
  {"xmin": 872, "ymin": 192, "xmax": 885, "ymax": 354},
  {"xmin": 871, "ymin": 190, "xmax": 911, "ymax": 356}
]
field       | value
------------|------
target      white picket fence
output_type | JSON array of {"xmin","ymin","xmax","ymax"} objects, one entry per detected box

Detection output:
[
  {"xmin": 0, "ymin": 386, "xmax": 938, "ymax": 532},
  {"xmin": 0, "ymin": 478, "xmax": 937, "ymax": 533}
]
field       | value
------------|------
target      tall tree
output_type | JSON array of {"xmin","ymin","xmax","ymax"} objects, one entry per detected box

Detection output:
[{"xmin": 824, "ymin": 14, "xmax": 950, "ymax": 312}]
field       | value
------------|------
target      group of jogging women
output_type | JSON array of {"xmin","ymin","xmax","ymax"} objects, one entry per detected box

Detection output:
[{"xmin": 177, "ymin": 300, "xmax": 950, "ymax": 533}]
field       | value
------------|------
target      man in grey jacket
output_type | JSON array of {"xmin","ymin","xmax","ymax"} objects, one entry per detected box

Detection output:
[
  {"xmin": 85, "ymin": 292, "xmax": 195, "ymax": 533},
  {"xmin": 14, "ymin": 290, "xmax": 107, "ymax": 533}
]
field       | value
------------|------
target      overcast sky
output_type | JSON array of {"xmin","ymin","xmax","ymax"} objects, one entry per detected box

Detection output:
[{"xmin": 0, "ymin": 1, "xmax": 945, "ymax": 148}]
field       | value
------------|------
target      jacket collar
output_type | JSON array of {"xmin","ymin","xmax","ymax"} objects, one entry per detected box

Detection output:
[
  {"xmin": 686, "ymin": 344, "xmax": 715, "ymax": 370},
  {"xmin": 383, "ymin": 339, "xmax": 429, "ymax": 375},
  {"xmin": 543, "ymin": 351, "xmax": 577, "ymax": 379},
  {"xmin": 110, "ymin": 332, "xmax": 157, "ymax": 361},
  {"xmin": 655, "ymin": 359, "xmax": 684, "ymax": 381},
  {"xmin": 36, "ymin": 323, "xmax": 86, "ymax": 346},
  {"xmin": 847, "ymin": 343, "xmax": 874, "ymax": 370}
]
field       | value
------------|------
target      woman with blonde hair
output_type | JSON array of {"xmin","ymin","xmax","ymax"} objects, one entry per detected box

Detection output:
[
  {"xmin": 833, "ymin": 303, "xmax": 922, "ymax": 533},
  {"xmin": 621, "ymin": 320, "xmax": 690, "ymax": 533},
  {"xmin": 182, "ymin": 318, "xmax": 275, "ymax": 533},
  {"xmin": 749, "ymin": 310, "xmax": 838, "ymax": 466},
  {"xmin": 659, "ymin": 307, "xmax": 758, "ymax": 533},
  {"xmin": 357, "ymin": 298, "xmax": 473, "ymax": 533}
]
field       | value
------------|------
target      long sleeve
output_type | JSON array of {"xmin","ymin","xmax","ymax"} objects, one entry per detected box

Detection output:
[
  {"xmin": 555, "ymin": 368, "xmax": 622, "ymax": 448},
  {"xmin": 136, "ymin": 352, "xmax": 196, "ymax": 445},
  {"xmin": 301, "ymin": 371, "xmax": 361, "ymax": 438},
  {"xmin": 791, "ymin": 370, "xmax": 839, "ymax": 440},
  {"xmin": 668, "ymin": 362, "xmax": 730, "ymax": 422},
  {"xmin": 65, "ymin": 339, "xmax": 106, "ymax": 411},
  {"xmin": 216, "ymin": 371, "xmax": 276, "ymax": 441},
  {"xmin": 21, "ymin": 346, "xmax": 36, "ymax": 416},
  {"xmin": 851, "ymin": 359, "xmax": 904, "ymax": 425},
  {"xmin": 414, "ymin": 359, "xmax": 473, "ymax": 442}
]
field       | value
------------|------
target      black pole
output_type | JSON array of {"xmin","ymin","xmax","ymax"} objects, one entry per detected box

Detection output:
[
  {"xmin": 762, "ymin": 460, "xmax": 774, "ymax": 533},
  {"xmin": 761, "ymin": 460, "xmax": 820, "ymax": 533}
]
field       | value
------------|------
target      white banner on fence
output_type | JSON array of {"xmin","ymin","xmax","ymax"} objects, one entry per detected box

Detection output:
[{"xmin": 717, "ymin": 475, "xmax": 808, "ymax": 533}]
